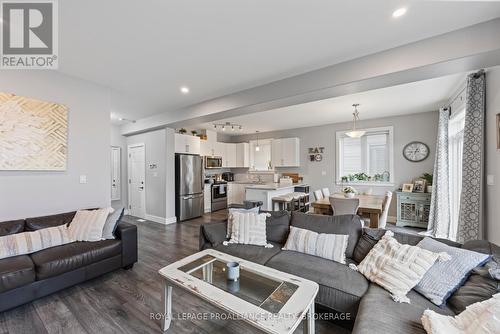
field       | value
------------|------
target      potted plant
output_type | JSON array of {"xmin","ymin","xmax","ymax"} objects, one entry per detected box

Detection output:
[
  {"xmin": 342, "ymin": 186, "xmax": 357, "ymax": 198},
  {"xmin": 421, "ymin": 173, "xmax": 433, "ymax": 193},
  {"xmin": 178, "ymin": 128, "xmax": 187, "ymax": 134},
  {"xmin": 191, "ymin": 130, "xmax": 198, "ymax": 136}
]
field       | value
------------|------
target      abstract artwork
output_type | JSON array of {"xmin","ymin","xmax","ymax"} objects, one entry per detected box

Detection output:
[{"xmin": 0, "ymin": 92, "xmax": 68, "ymax": 170}]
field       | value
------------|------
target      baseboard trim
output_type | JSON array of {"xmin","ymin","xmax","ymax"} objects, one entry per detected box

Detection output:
[{"xmin": 145, "ymin": 214, "xmax": 177, "ymax": 225}]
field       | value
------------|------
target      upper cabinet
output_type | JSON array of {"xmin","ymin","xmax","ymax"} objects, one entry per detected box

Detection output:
[
  {"xmin": 200, "ymin": 140, "xmax": 224, "ymax": 157},
  {"xmin": 175, "ymin": 134, "xmax": 201, "ymax": 155},
  {"xmin": 235, "ymin": 143, "xmax": 249, "ymax": 168},
  {"xmin": 272, "ymin": 138, "xmax": 300, "ymax": 167},
  {"xmin": 223, "ymin": 143, "xmax": 236, "ymax": 167}
]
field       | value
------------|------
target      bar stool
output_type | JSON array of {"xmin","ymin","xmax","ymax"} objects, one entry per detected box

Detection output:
[
  {"xmin": 272, "ymin": 194, "xmax": 294, "ymax": 211},
  {"xmin": 291, "ymin": 192, "xmax": 307, "ymax": 212}
]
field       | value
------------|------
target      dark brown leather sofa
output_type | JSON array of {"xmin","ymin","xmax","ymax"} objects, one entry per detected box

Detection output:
[{"xmin": 0, "ymin": 211, "xmax": 138, "ymax": 312}]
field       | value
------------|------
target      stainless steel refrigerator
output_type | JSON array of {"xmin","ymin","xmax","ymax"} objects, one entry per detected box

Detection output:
[{"xmin": 175, "ymin": 154, "xmax": 204, "ymax": 221}]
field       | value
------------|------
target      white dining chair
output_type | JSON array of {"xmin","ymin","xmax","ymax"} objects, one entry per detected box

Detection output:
[
  {"xmin": 329, "ymin": 197, "xmax": 360, "ymax": 216},
  {"xmin": 378, "ymin": 191, "xmax": 393, "ymax": 229},
  {"xmin": 313, "ymin": 190, "xmax": 324, "ymax": 201},
  {"xmin": 322, "ymin": 188, "xmax": 331, "ymax": 197}
]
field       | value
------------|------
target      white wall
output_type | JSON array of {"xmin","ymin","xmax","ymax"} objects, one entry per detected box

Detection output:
[
  {"xmin": 485, "ymin": 66, "xmax": 500, "ymax": 244},
  {"xmin": 231, "ymin": 111, "xmax": 439, "ymax": 218},
  {"xmin": 126, "ymin": 128, "xmax": 176, "ymax": 223},
  {"xmin": 0, "ymin": 71, "xmax": 111, "ymax": 221}
]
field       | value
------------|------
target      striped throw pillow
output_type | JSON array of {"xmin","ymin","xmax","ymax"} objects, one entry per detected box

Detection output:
[
  {"xmin": 282, "ymin": 226, "xmax": 349, "ymax": 264},
  {"xmin": 0, "ymin": 225, "xmax": 73, "ymax": 260},
  {"xmin": 68, "ymin": 207, "xmax": 114, "ymax": 241},
  {"xmin": 225, "ymin": 212, "xmax": 271, "ymax": 247},
  {"xmin": 352, "ymin": 231, "xmax": 449, "ymax": 303}
]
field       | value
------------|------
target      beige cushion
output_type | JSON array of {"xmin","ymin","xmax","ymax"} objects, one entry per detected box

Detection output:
[
  {"xmin": 422, "ymin": 293, "xmax": 500, "ymax": 334},
  {"xmin": 352, "ymin": 230, "xmax": 447, "ymax": 303},
  {"xmin": 283, "ymin": 226, "xmax": 349, "ymax": 264},
  {"xmin": 68, "ymin": 207, "xmax": 114, "ymax": 242},
  {"xmin": 225, "ymin": 212, "xmax": 271, "ymax": 247},
  {"xmin": 0, "ymin": 225, "xmax": 72, "ymax": 259}
]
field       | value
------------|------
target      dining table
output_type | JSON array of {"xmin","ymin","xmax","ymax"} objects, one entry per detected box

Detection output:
[{"xmin": 311, "ymin": 193, "xmax": 384, "ymax": 228}]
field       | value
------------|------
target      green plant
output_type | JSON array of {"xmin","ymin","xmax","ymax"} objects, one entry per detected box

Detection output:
[
  {"xmin": 178, "ymin": 128, "xmax": 187, "ymax": 134},
  {"xmin": 342, "ymin": 186, "xmax": 357, "ymax": 194},
  {"xmin": 191, "ymin": 130, "xmax": 198, "ymax": 136},
  {"xmin": 421, "ymin": 172, "xmax": 433, "ymax": 185}
]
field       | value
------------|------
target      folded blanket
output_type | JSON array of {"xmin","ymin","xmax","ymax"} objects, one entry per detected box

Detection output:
[{"xmin": 0, "ymin": 225, "xmax": 73, "ymax": 260}]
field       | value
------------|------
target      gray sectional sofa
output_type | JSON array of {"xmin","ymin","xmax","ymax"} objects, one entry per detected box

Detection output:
[{"xmin": 199, "ymin": 211, "xmax": 500, "ymax": 334}]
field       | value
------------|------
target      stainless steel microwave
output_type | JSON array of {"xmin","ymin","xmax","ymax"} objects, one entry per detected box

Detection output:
[{"xmin": 204, "ymin": 156, "xmax": 222, "ymax": 169}]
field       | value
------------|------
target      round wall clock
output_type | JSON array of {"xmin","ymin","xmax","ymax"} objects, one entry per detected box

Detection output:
[
  {"xmin": 403, "ymin": 141, "xmax": 429, "ymax": 162},
  {"xmin": 314, "ymin": 154, "xmax": 323, "ymax": 162}
]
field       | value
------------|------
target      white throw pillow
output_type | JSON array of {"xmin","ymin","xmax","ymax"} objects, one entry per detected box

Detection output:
[
  {"xmin": 69, "ymin": 207, "xmax": 114, "ymax": 242},
  {"xmin": 102, "ymin": 208, "xmax": 124, "ymax": 239},
  {"xmin": 422, "ymin": 293, "xmax": 500, "ymax": 334},
  {"xmin": 282, "ymin": 226, "xmax": 349, "ymax": 264},
  {"xmin": 226, "ymin": 207, "xmax": 260, "ymax": 238},
  {"xmin": 351, "ymin": 231, "xmax": 449, "ymax": 303},
  {"xmin": 224, "ymin": 212, "xmax": 272, "ymax": 247},
  {"xmin": 0, "ymin": 225, "xmax": 73, "ymax": 259}
]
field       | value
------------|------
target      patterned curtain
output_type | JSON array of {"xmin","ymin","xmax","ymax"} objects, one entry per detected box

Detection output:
[
  {"xmin": 457, "ymin": 71, "xmax": 486, "ymax": 243},
  {"xmin": 426, "ymin": 108, "xmax": 451, "ymax": 238}
]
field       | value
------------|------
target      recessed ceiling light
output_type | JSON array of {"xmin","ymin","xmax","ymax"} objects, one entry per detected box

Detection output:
[
  {"xmin": 392, "ymin": 7, "xmax": 407, "ymax": 18},
  {"xmin": 180, "ymin": 86, "xmax": 190, "ymax": 94}
]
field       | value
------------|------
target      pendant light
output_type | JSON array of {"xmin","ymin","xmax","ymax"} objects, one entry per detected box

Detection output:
[
  {"xmin": 255, "ymin": 131, "xmax": 260, "ymax": 152},
  {"xmin": 346, "ymin": 103, "xmax": 366, "ymax": 138}
]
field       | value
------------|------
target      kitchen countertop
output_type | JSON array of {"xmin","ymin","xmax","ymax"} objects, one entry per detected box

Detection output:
[{"xmin": 244, "ymin": 182, "xmax": 307, "ymax": 190}]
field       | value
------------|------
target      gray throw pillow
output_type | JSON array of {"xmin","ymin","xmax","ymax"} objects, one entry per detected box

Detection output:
[
  {"xmin": 415, "ymin": 237, "xmax": 490, "ymax": 306},
  {"xmin": 352, "ymin": 228, "xmax": 386, "ymax": 263},
  {"xmin": 448, "ymin": 240, "xmax": 500, "ymax": 313},
  {"xmin": 102, "ymin": 208, "xmax": 124, "ymax": 239},
  {"xmin": 266, "ymin": 210, "xmax": 290, "ymax": 244}
]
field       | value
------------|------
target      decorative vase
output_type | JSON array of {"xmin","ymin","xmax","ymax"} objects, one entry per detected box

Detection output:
[
  {"xmin": 226, "ymin": 262, "xmax": 240, "ymax": 281},
  {"xmin": 344, "ymin": 193, "xmax": 355, "ymax": 199},
  {"xmin": 427, "ymin": 185, "xmax": 433, "ymax": 193}
]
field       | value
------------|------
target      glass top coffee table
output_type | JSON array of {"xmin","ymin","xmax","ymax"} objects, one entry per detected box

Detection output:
[{"xmin": 158, "ymin": 249, "xmax": 319, "ymax": 334}]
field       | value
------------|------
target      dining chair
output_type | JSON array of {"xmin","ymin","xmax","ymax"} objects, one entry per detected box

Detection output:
[
  {"xmin": 313, "ymin": 190, "xmax": 324, "ymax": 201},
  {"xmin": 322, "ymin": 188, "xmax": 331, "ymax": 197},
  {"xmin": 378, "ymin": 191, "xmax": 393, "ymax": 228},
  {"xmin": 329, "ymin": 197, "xmax": 360, "ymax": 216}
]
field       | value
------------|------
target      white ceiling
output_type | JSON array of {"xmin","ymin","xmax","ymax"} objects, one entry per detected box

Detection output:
[
  {"xmin": 58, "ymin": 1, "xmax": 500, "ymax": 121},
  {"xmin": 196, "ymin": 72, "xmax": 465, "ymax": 134}
]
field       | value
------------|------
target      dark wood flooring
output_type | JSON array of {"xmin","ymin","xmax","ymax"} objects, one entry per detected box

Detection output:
[{"xmin": 0, "ymin": 210, "xmax": 349, "ymax": 334}]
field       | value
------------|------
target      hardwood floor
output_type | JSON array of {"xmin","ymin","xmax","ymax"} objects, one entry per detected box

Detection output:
[{"xmin": 0, "ymin": 211, "xmax": 349, "ymax": 334}]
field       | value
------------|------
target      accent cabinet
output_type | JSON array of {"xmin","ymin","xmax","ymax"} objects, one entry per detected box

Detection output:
[{"xmin": 396, "ymin": 192, "xmax": 432, "ymax": 228}]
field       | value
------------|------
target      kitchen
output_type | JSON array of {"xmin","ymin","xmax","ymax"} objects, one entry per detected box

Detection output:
[{"xmin": 174, "ymin": 129, "xmax": 308, "ymax": 221}]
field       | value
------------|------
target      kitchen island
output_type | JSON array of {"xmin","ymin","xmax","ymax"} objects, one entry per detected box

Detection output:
[{"xmin": 245, "ymin": 183, "xmax": 307, "ymax": 211}]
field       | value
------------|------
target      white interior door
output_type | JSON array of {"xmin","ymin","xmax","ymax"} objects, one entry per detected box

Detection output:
[
  {"xmin": 128, "ymin": 144, "xmax": 146, "ymax": 218},
  {"xmin": 111, "ymin": 146, "xmax": 121, "ymax": 200}
]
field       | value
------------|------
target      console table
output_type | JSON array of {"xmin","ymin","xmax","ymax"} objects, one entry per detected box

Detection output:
[{"xmin": 396, "ymin": 192, "xmax": 432, "ymax": 228}]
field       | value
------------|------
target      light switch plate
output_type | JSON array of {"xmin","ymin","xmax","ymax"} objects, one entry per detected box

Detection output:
[
  {"xmin": 79, "ymin": 175, "xmax": 87, "ymax": 184},
  {"xmin": 487, "ymin": 175, "xmax": 495, "ymax": 186}
]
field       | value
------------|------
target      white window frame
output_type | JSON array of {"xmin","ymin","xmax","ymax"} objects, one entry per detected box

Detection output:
[{"xmin": 335, "ymin": 126, "xmax": 395, "ymax": 186}]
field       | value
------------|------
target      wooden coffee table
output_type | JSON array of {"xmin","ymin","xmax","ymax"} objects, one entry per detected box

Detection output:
[{"xmin": 158, "ymin": 249, "xmax": 319, "ymax": 334}]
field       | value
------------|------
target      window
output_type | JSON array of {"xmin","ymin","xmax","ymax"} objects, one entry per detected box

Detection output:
[
  {"xmin": 336, "ymin": 127, "xmax": 394, "ymax": 185},
  {"xmin": 448, "ymin": 107, "xmax": 466, "ymax": 240}
]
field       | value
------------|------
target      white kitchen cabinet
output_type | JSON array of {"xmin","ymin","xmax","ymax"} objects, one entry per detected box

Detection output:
[
  {"xmin": 235, "ymin": 143, "xmax": 249, "ymax": 168},
  {"xmin": 204, "ymin": 184, "xmax": 211, "ymax": 213},
  {"xmin": 224, "ymin": 143, "xmax": 237, "ymax": 167},
  {"xmin": 175, "ymin": 134, "xmax": 200, "ymax": 155},
  {"xmin": 214, "ymin": 142, "xmax": 225, "ymax": 158},
  {"xmin": 272, "ymin": 138, "xmax": 300, "ymax": 167},
  {"xmin": 227, "ymin": 183, "xmax": 246, "ymax": 205}
]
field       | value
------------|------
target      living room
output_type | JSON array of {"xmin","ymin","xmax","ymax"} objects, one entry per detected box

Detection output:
[{"xmin": 1, "ymin": 1, "xmax": 500, "ymax": 334}]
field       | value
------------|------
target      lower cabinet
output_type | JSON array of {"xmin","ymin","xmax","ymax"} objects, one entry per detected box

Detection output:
[
  {"xmin": 227, "ymin": 183, "xmax": 246, "ymax": 206},
  {"xmin": 396, "ymin": 192, "xmax": 432, "ymax": 228},
  {"xmin": 204, "ymin": 184, "xmax": 211, "ymax": 213}
]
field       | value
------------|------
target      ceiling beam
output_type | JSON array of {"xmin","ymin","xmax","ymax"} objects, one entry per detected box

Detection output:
[{"xmin": 122, "ymin": 18, "xmax": 500, "ymax": 136}]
